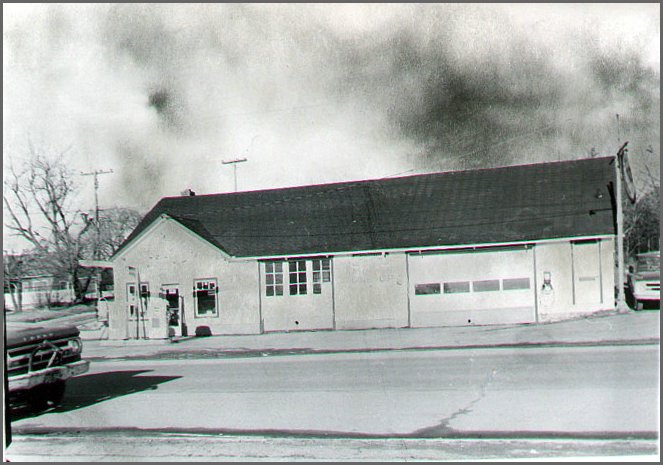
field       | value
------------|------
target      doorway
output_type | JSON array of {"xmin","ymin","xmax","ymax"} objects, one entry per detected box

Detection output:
[
  {"xmin": 572, "ymin": 240, "xmax": 603, "ymax": 306},
  {"xmin": 162, "ymin": 285, "xmax": 187, "ymax": 337}
]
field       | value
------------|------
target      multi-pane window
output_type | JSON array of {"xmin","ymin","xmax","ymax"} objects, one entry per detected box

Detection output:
[
  {"xmin": 194, "ymin": 278, "xmax": 218, "ymax": 317},
  {"xmin": 127, "ymin": 283, "xmax": 137, "ymax": 320},
  {"xmin": 265, "ymin": 261, "xmax": 284, "ymax": 297},
  {"xmin": 289, "ymin": 260, "xmax": 307, "ymax": 295},
  {"xmin": 265, "ymin": 258, "xmax": 332, "ymax": 297},
  {"xmin": 126, "ymin": 282, "xmax": 150, "ymax": 320},
  {"xmin": 312, "ymin": 258, "xmax": 331, "ymax": 294},
  {"xmin": 412, "ymin": 277, "xmax": 530, "ymax": 295}
]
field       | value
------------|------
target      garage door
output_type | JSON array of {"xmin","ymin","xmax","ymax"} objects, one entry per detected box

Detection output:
[{"xmin": 408, "ymin": 247, "xmax": 536, "ymax": 327}]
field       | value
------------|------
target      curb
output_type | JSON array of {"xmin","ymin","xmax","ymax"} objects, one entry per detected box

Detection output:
[
  {"xmin": 84, "ymin": 337, "xmax": 660, "ymax": 362},
  {"xmin": 9, "ymin": 425, "xmax": 660, "ymax": 441}
]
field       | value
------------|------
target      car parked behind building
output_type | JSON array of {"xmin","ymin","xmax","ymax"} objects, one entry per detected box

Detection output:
[{"xmin": 627, "ymin": 251, "xmax": 660, "ymax": 310}]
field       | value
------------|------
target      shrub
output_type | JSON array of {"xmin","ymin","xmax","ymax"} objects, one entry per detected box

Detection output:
[{"xmin": 195, "ymin": 326, "xmax": 212, "ymax": 337}]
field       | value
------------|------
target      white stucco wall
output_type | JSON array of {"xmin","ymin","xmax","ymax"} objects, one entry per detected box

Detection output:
[
  {"xmin": 535, "ymin": 239, "xmax": 615, "ymax": 322},
  {"xmin": 108, "ymin": 214, "xmax": 616, "ymax": 339},
  {"xmin": 333, "ymin": 253, "xmax": 409, "ymax": 330},
  {"xmin": 109, "ymin": 217, "xmax": 260, "ymax": 339}
]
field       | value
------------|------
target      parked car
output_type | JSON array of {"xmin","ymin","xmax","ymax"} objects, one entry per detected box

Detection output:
[
  {"xmin": 6, "ymin": 321, "xmax": 90, "ymax": 411},
  {"xmin": 627, "ymin": 251, "xmax": 660, "ymax": 310}
]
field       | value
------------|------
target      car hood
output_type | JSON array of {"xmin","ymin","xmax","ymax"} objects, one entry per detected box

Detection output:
[{"xmin": 5, "ymin": 321, "xmax": 80, "ymax": 349}]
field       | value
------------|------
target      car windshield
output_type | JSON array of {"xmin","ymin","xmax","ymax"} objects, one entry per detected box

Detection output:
[{"xmin": 637, "ymin": 255, "xmax": 660, "ymax": 272}]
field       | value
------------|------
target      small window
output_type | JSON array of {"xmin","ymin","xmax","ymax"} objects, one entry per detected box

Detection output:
[
  {"xmin": 128, "ymin": 304, "xmax": 137, "ymax": 320},
  {"xmin": 265, "ymin": 261, "xmax": 284, "ymax": 297},
  {"xmin": 415, "ymin": 283, "xmax": 441, "ymax": 295},
  {"xmin": 473, "ymin": 280, "xmax": 500, "ymax": 292},
  {"xmin": 502, "ymin": 278, "xmax": 530, "ymax": 290},
  {"xmin": 194, "ymin": 278, "xmax": 218, "ymax": 317},
  {"xmin": 443, "ymin": 281, "xmax": 470, "ymax": 294},
  {"xmin": 289, "ymin": 260, "xmax": 307, "ymax": 295}
]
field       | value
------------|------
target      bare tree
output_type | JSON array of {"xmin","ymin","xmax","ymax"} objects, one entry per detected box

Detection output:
[
  {"xmin": 82, "ymin": 207, "xmax": 143, "ymax": 260},
  {"xmin": 3, "ymin": 144, "xmax": 94, "ymax": 302},
  {"xmin": 624, "ymin": 147, "xmax": 660, "ymax": 258},
  {"xmin": 624, "ymin": 185, "xmax": 660, "ymax": 258}
]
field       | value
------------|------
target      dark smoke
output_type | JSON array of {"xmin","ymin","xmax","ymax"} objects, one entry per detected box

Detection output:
[
  {"xmin": 2, "ymin": 3, "xmax": 659, "ymax": 214},
  {"xmin": 148, "ymin": 89, "xmax": 169, "ymax": 113}
]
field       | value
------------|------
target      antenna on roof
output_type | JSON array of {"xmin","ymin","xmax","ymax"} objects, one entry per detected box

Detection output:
[{"xmin": 222, "ymin": 158, "xmax": 248, "ymax": 192}]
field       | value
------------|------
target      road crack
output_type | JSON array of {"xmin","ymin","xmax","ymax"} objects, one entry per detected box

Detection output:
[{"xmin": 413, "ymin": 367, "xmax": 498, "ymax": 437}]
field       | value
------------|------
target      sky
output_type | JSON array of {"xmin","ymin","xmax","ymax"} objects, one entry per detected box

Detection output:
[{"xmin": 3, "ymin": 3, "xmax": 660, "ymax": 252}]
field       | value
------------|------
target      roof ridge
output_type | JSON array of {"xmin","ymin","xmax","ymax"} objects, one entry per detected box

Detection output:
[{"xmin": 160, "ymin": 156, "xmax": 615, "ymax": 201}]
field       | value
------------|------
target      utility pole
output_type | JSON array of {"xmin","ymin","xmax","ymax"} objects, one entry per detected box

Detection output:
[
  {"xmin": 222, "ymin": 158, "xmax": 247, "ymax": 192},
  {"xmin": 80, "ymin": 169, "xmax": 114, "ymax": 226},
  {"xmin": 615, "ymin": 141, "xmax": 629, "ymax": 312},
  {"xmin": 614, "ymin": 113, "xmax": 628, "ymax": 312},
  {"xmin": 80, "ymin": 169, "xmax": 113, "ymax": 301}
]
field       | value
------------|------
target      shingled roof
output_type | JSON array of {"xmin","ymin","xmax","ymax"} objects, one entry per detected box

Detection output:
[{"xmin": 114, "ymin": 157, "xmax": 616, "ymax": 258}]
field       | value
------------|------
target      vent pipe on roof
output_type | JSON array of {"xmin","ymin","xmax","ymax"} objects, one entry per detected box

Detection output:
[{"xmin": 181, "ymin": 189, "xmax": 196, "ymax": 196}]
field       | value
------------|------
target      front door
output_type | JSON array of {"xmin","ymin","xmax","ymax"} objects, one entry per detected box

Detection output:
[
  {"xmin": 572, "ymin": 240, "xmax": 603, "ymax": 306},
  {"xmin": 162, "ymin": 285, "xmax": 185, "ymax": 337},
  {"xmin": 126, "ymin": 282, "xmax": 139, "ymax": 338}
]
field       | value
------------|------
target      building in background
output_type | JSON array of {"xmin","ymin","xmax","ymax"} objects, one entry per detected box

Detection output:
[
  {"xmin": 3, "ymin": 254, "xmax": 113, "ymax": 312},
  {"xmin": 108, "ymin": 157, "xmax": 617, "ymax": 340}
]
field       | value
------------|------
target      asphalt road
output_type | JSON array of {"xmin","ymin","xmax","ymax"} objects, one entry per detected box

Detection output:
[{"xmin": 6, "ymin": 344, "xmax": 660, "ymax": 460}]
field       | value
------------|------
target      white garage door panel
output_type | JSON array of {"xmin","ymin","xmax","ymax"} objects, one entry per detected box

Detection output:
[
  {"xmin": 414, "ymin": 306, "xmax": 533, "ymax": 327},
  {"xmin": 409, "ymin": 248, "xmax": 536, "ymax": 326}
]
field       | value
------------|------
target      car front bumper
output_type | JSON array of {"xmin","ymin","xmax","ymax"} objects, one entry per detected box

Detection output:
[{"xmin": 8, "ymin": 360, "xmax": 90, "ymax": 392}]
